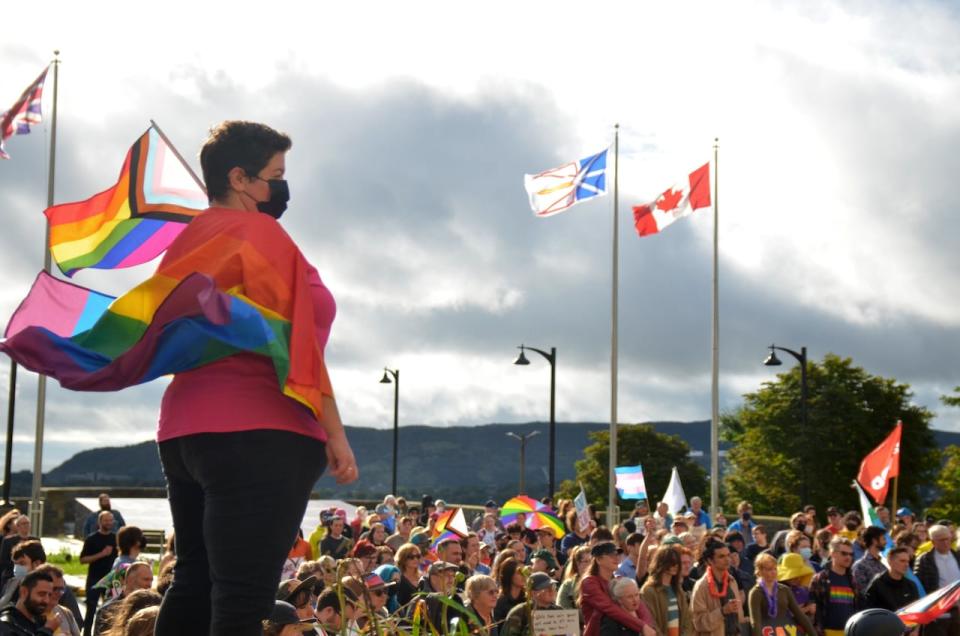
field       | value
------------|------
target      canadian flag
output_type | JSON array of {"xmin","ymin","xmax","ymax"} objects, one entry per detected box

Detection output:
[
  {"xmin": 857, "ymin": 421, "xmax": 902, "ymax": 504},
  {"xmin": 633, "ymin": 162, "xmax": 711, "ymax": 237}
]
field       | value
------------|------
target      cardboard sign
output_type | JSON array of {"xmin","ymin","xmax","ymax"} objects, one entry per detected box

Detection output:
[
  {"xmin": 759, "ymin": 616, "xmax": 799, "ymax": 636},
  {"xmin": 531, "ymin": 609, "xmax": 580, "ymax": 636}
]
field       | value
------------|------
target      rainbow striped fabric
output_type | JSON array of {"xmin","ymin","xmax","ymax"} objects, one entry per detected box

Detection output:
[
  {"xmin": 46, "ymin": 127, "xmax": 207, "ymax": 276},
  {"xmin": 2, "ymin": 209, "xmax": 333, "ymax": 418}
]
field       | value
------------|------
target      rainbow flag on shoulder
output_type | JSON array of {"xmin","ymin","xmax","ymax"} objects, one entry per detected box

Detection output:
[
  {"xmin": 1, "ymin": 209, "xmax": 333, "ymax": 419},
  {"xmin": 46, "ymin": 126, "xmax": 208, "ymax": 276}
]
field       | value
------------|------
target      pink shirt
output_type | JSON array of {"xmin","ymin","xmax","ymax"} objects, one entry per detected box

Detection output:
[{"xmin": 157, "ymin": 263, "xmax": 336, "ymax": 443}]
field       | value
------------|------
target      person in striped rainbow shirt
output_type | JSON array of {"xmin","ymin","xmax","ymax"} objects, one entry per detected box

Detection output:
[{"xmin": 810, "ymin": 536, "xmax": 861, "ymax": 636}]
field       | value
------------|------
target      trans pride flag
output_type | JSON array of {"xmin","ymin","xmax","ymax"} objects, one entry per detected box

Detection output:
[
  {"xmin": 46, "ymin": 127, "xmax": 208, "ymax": 276},
  {"xmin": 615, "ymin": 465, "xmax": 648, "ymax": 500},
  {"xmin": 1, "ymin": 209, "xmax": 334, "ymax": 419}
]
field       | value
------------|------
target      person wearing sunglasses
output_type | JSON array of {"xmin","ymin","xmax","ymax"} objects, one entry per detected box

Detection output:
[{"xmin": 809, "ymin": 536, "xmax": 860, "ymax": 636}]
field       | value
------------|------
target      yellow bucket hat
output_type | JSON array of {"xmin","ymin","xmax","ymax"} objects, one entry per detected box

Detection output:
[{"xmin": 777, "ymin": 552, "xmax": 814, "ymax": 587}]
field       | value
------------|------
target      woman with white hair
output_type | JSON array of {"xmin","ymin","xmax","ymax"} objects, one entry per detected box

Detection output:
[{"xmin": 601, "ymin": 578, "xmax": 650, "ymax": 636}]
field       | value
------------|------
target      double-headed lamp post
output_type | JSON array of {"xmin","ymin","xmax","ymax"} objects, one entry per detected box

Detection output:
[
  {"xmin": 506, "ymin": 431, "xmax": 540, "ymax": 494},
  {"xmin": 513, "ymin": 345, "xmax": 556, "ymax": 496},
  {"xmin": 763, "ymin": 344, "xmax": 808, "ymax": 503},
  {"xmin": 379, "ymin": 368, "xmax": 400, "ymax": 495}
]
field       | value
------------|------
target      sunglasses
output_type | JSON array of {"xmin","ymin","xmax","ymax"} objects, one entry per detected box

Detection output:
[{"xmin": 836, "ymin": 551, "xmax": 854, "ymax": 557}]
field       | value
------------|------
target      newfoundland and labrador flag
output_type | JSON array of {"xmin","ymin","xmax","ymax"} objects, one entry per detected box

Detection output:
[
  {"xmin": 524, "ymin": 149, "xmax": 608, "ymax": 217},
  {"xmin": 0, "ymin": 67, "xmax": 48, "ymax": 159},
  {"xmin": 46, "ymin": 127, "xmax": 208, "ymax": 277},
  {"xmin": 633, "ymin": 162, "xmax": 711, "ymax": 237},
  {"xmin": 615, "ymin": 465, "xmax": 648, "ymax": 500}
]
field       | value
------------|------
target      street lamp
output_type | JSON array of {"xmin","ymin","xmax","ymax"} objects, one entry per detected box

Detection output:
[
  {"xmin": 379, "ymin": 368, "xmax": 399, "ymax": 495},
  {"xmin": 513, "ymin": 344, "xmax": 557, "ymax": 497},
  {"xmin": 506, "ymin": 431, "xmax": 540, "ymax": 494},
  {"xmin": 763, "ymin": 344, "xmax": 808, "ymax": 504}
]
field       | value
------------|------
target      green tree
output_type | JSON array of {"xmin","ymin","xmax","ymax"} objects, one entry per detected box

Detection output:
[
  {"xmin": 724, "ymin": 354, "xmax": 938, "ymax": 516},
  {"xmin": 929, "ymin": 445, "xmax": 960, "ymax": 521},
  {"xmin": 942, "ymin": 388, "xmax": 960, "ymax": 408},
  {"xmin": 557, "ymin": 423, "xmax": 708, "ymax": 516}
]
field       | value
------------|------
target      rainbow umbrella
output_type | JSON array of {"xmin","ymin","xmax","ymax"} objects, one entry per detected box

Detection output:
[
  {"xmin": 526, "ymin": 509, "xmax": 566, "ymax": 539},
  {"xmin": 499, "ymin": 495, "xmax": 543, "ymax": 524}
]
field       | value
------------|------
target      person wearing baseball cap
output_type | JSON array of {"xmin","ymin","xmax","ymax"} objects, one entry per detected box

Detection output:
[
  {"xmin": 502, "ymin": 572, "xmax": 562, "ymax": 636},
  {"xmin": 262, "ymin": 600, "xmax": 316, "ymax": 636},
  {"xmin": 530, "ymin": 549, "xmax": 559, "ymax": 575}
]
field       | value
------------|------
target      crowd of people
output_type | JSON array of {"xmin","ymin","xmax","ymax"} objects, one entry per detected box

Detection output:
[{"xmin": 0, "ymin": 492, "xmax": 957, "ymax": 635}]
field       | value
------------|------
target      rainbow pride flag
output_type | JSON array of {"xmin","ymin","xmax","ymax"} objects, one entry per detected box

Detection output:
[
  {"xmin": 1, "ymin": 209, "xmax": 333, "ymax": 419},
  {"xmin": 46, "ymin": 127, "xmax": 208, "ymax": 277}
]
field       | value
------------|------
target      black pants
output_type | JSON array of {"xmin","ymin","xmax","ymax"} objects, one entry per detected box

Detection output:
[
  {"xmin": 83, "ymin": 586, "xmax": 103, "ymax": 636},
  {"xmin": 154, "ymin": 430, "xmax": 327, "ymax": 636}
]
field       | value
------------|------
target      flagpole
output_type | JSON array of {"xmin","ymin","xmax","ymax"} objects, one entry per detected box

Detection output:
[
  {"xmin": 29, "ymin": 50, "xmax": 59, "ymax": 533},
  {"xmin": 607, "ymin": 123, "xmax": 620, "ymax": 528},
  {"xmin": 149, "ymin": 119, "xmax": 207, "ymax": 194},
  {"xmin": 709, "ymin": 137, "xmax": 720, "ymax": 517}
]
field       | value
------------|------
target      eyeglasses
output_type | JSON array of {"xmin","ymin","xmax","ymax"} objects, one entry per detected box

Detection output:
[{"xmin": 52, "ymin": 586, "xmax": 65, "ymax": 595}]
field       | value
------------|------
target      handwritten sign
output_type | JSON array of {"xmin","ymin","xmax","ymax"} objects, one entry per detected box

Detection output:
[{"xmin": 531, "ymin": 609, "xmax": 580, "ymax": 636}]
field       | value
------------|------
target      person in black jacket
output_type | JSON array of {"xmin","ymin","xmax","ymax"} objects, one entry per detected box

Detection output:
[
  {"xmin": 0, "ymin": 570, "xmax": 57, "ymax": 636},
  {"xmin": 863, "ymin": 547, "xmax": 919, "ymax": 612}
]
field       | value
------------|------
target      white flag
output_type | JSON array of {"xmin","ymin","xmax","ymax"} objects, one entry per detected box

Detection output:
[{"xmin": 662, "ymin": 466, "xmax": 688, "ymax": 516}]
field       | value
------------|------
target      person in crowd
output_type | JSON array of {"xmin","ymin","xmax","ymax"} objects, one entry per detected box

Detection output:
[
  {"xmin": 689, "ymin": 497, "xmax": 712, "ymax": 530},
  {"xmin": 914, "ymin": 524, "xmax": 960, "ymax": 636},
  {"xmin": 812, "ymin": 528, "xmax": 833, "ymax": 569},
  {"xmin": 436, "ymin": 538, "xmax": 463, "ymax": 567},
  {"xmin": 863, "ymin": 547, "xmax": 920, "ymax": 613},
  {"xmin": 373, "ymin": 565, "xmax": 400, "ymax": 614},
  {"xmin": 0, "ymin": 516, "xmax": 38, "ymax": 589},
  {"xmin": 726, "ymin": 545, "xmax": 754, "ymax": 600},
  {"xmin": 261, "ymin": 600, "xmax": 317, "ymax": 636},
  {"xmin": 777, "ymin": 553, "xmax": 815, "ymax": 622},
  {"xmin": 81, "ymin": 495, "xmax": 126, "ymax": 539},
  {"xmin": 350, "ymin": 542, "xmax": 378, "ymax": 575},
  {"xmin": 99, "ymin": 590, "xmax": 162, "ymax": 636},
  {"xmin": 535, "ymin": 527, "xmax": 563, "ymax": 567},
  {"xmin": 94, "ymin": 563, "xmax": 154, "ymax": 635},
  {"xmin": 151, "ymin": 121, "xmax": 357, "ymax": 636},
  {"xmin": 313, "ymin": 588, "xmax": 353, "ymax": 636},
  {"xmin": 123, "ymin": 606, "xmax": 160, "ymax": 636},
  {"xmin": 690, "ymin": 538, "xmax": 745, "ymax": 636},
  {"xmin": 838, "ymin": 513, "xmax": 861, "ymax": 544},
  {"xmin": 0, "ymin": 512, "xmax": 20, "ymax": 541},
  {"xmin": 726, "ymin": 503, "xmax": 756, "ymax": 546},
  {"xmin": 803, "ymin": 505, "xmax": 819, "ymax": 536},
  {"xmin": 896, "ymin": 508, "xmax": 916, "ymax": 534},
  {"xmin": 875, "ymin": 507, "xmax": 891, "ymax": 529},
  {"xmin": 477, "ymin": 514, "xmax": 500, "ymax": 550},
  {"xmin": 412, "ymin": 561, "xmax": 460, "ymax": 633},
  {"xmin": 158, "ymin": 533, "xmax": 175, "ymax": 574},
  {"xmin": 112, "ymin": 527, "xmax": 146, "ymax": 570},
  {"xmin": 561, "ymin": 510, "xmax": 593, "ymax": 555},
  {"xmin": 748, "ymin": 553, "xmax": 816, "ymax": 636},
  {"xmin": 851, "ymin": 526, "xmax": 887, "ymax": 599},
  {"xmin": 450, "ymin": 574, "xmax": 498, "ymax": 636},
  {"xmin": 641, "ymin": 544, "xmax": 693, "ymax": 636},
  {"xmin": 769, "ymin": 513, "xmax": 810, "ymax": 558},
  {"xmin": 824, "ymin": 507, "xmax": 844, "ymax": 535},
  {"xmin": 558, "ymin": 544, "xmax": 591, "ymax": 610},
  {"xmin": 913, "ymin": 522, "xmax": 929, "ymax": 546},
  {"xmin": 0, "ymin": 541, "xmax": 59, "ymax": 611},
  {"xmin": 284, "ymin": 530, "xmax": 313, "ymax": 580},
  {"xmin": 356, "ymin": 572, "xmax": 392, "ymax": 629},
  {"xmin": 493, "ymin": 557, "xmax": 525, "ymax": 624},
  {"xmin": 320, "ymin": 517, "xmax": 354, "ymax": 560},
  {"xmin": 530, "ymin": 549, "xmax": 559, "ymax": 577},
  {"xmin": 742, "ymin": 525, "xmax": 767, "ymax": 569},
  {"xmin": 277, "ymin": 577, "xmax": 318, "ymax": 622},
  {"xmin": 503, "ymin": 572, "xmax": 564, "ymax": 636},
  {"xmin": 394, "ymin": 544, "xmax": 422, "ymax": 608},
  {"xmin": 579, "ymin": 542, "xmax": 655, "ymax": 636},
  {"xmin": 597, "ymin": 577, "xmax": 656, "ymax": 636},
  {"xmin": 0, "ymin": 570, "xmax": 58, "ymax": 636},
  {"xmin": 784, "ymin": 530, "xmax": 818, "ymax": 572},
  {"xmin": 809, "ymin": 536, "xmax": 859, "ymax": 636},
  {"xmin": 34, "ymin": 564, "xmax": 81, "ymax": 636},
  {"xmin": 678, "ymin": 546, "xmax": 697, "ymax": 597},
  {"xmin": 471, "ymin": 501, "xmax": 501, "ymax": 533},
  {"xmin": 616, "ymin": 533, "xmax": 644, "ymax": 581},
  {"xmin": 385, "ymin": 516, "xmax": 413, "ymax": 553}
]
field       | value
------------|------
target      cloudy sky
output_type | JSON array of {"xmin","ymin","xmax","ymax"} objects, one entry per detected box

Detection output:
[{"xmin": 1, "ymin": 0, "xmax": 959, "ymax": 471}]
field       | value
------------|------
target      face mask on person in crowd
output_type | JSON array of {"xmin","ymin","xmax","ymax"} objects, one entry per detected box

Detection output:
[
  {"xmin": 252, "ymin": 177, "xmax": 290, "ymax": 219},
  {"xmin": 12, "ymin": 564, "xmax": 27, "ymax": 578},
  {"xmin": 799, "ymin": 547, "xmax": 813, "ymax": 560},
  {"xmin": 794, "ymin": 521, "xmax": 806, "ymax": 532}
]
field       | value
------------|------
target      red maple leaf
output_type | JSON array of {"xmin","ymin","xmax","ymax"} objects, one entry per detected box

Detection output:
[{"xmin": 655, "ymin": 188, "xmax": 684, "ymax": 212}]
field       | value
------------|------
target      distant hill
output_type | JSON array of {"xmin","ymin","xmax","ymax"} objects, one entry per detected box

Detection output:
[{"xmin": 8, "ymin": 422, "xmax": 960, "ymax": 503}]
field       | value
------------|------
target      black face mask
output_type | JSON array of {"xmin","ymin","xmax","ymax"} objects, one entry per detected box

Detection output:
[
  {"xmin": 795, "ymin": 521, "xmax": 807, "ymax": 532},
  {"xmin": 254, "ymin": 178, "xmax": 289, "ymax": 219}
]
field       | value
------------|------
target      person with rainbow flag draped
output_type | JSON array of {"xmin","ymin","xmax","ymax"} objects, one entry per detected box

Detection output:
[
  {"xmin": 149, "ymin": 121, "xmax": 358, "ymax": 636},
  {"xmin": 0, "ymin": 120, "xmax": 357, "ymax": 636}
]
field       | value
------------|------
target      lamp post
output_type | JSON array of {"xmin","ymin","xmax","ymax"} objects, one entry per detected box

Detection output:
[
  {"xmin": 513, "ymin": 344, "xmax": 557, "ymax": 496},
  {"xmin": 763, "ymin": 344, "xmax": 808, "ymax": 504},
  {"xmin": 379, "ymin": 368, "xmax": 399, "ymax": 495},
  {"xmin": 506, "ymin": 431, "xmax": 540, "ymax": 494}
]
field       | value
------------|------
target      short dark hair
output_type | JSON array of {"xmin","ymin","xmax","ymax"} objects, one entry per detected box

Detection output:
[
  {"xmin": 20, "ymin": 570, "xmax": 52, "ymax": 592},
  {"xmin": 316, "ymin": 588, "xmax": 344, "ymax": 613},
  {"xmin": 32, "ymin": 564, "xmax": 63, "ymax": 580},
  {"xmin": 888, "ymin": 547, "xmax": 910, "ymax": 561},
  {"xmin": 702, "ymin": 538, "xmax": 728, "ymax": 562},
  {"xmin": 862, "ymin": 526, "xmax": 887, "ymax": 546},
  {"xmin": 625, "ymin": 533, "xmax": 645, "ymax": 548},
  {"xmin": 12, "ymin": 540, "xmax": 45, "ymax": 564},
  {"xmin": 200, "ymin": 121, "xmax": 292, "ymax": 201},
  {"xmin": 117, "ymin": 526, "xmax": 146, "ymax": 555}
]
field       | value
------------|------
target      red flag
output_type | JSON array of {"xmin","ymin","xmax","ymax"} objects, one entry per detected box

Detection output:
[
  {"xmin": 633, "ymin": 162, "xmax": 711, "ymax": 237},
  {"xmin": 856, "ymin": 421, "xmax": 902, "ymax": 504}
]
